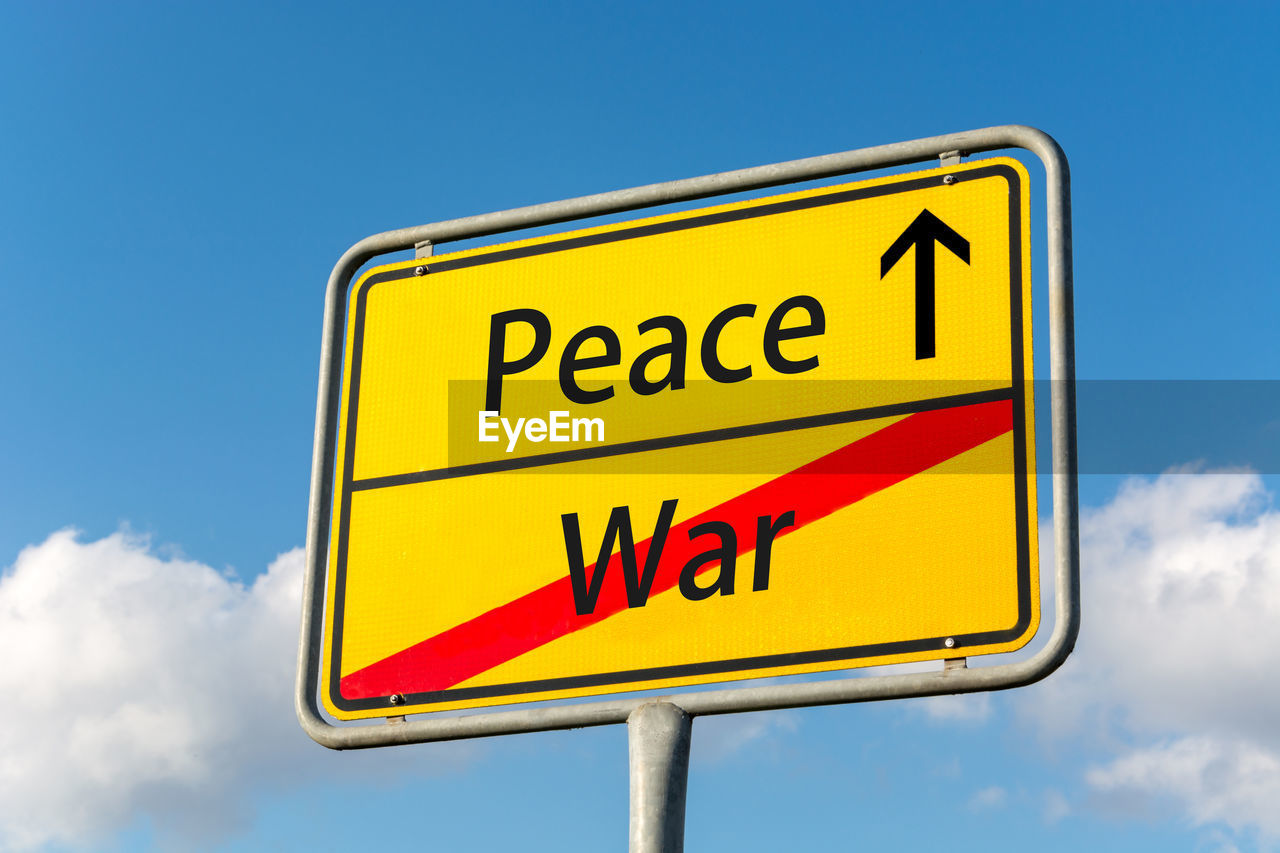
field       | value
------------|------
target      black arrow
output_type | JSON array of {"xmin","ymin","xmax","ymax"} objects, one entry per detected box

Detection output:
[{"xmin": 879, "ymin": 209, "xmax": 970, "ymax": 360}]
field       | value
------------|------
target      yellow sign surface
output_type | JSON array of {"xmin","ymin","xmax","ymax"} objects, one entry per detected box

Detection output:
[{"xmin": 322, "ymin": 158, "xmax": 1037, "ymax": 720}]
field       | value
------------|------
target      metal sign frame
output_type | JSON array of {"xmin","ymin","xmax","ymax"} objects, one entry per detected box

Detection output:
[{"xmin": 296, "ymin": 124, "xmax": 1077, "ymax": 749}]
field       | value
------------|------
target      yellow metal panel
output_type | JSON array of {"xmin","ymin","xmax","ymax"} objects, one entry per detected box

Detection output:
[{"xmin": 321, "ymin": 157, "xmax": 1036, "ymax": 720}]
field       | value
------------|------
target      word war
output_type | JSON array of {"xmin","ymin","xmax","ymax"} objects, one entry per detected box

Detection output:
[{"xmin": 562, "ymin": 498, "xmax": 796, "ymax": 615}]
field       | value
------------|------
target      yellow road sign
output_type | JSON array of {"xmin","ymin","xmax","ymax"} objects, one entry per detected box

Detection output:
[{"xmin": 322, "ymin": 157, "xmax": 1036, "ymax": 720}]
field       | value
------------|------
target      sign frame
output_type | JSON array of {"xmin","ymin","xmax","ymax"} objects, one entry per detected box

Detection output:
[{"xmin": 296, "ymin": 124, "xmax": 1077, "ymax": 749}]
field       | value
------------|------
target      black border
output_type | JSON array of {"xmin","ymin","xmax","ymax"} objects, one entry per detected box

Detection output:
[{"xmin": 327, "ymin": 163, "xmax": 1031, "ymax": 714}]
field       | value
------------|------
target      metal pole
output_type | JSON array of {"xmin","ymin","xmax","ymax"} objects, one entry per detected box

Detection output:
[{"xmin": 628, "ymin": 702, "xmax": 692, "ymax": 853}]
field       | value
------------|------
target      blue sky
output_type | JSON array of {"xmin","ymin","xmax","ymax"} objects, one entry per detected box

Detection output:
[{"xmin": 3, "ymin": 2, "xmax": 1280, "ymax": 851}]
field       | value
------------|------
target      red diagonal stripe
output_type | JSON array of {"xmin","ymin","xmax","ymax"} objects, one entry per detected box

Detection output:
[{"xmin": 341, "ymin": 399, "xmax": 1013, "ymax": 699}]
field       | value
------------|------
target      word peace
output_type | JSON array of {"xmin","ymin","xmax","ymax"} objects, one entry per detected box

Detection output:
[{"xmin": 484, "ymin": 295, "xmax": 826, "ymax": 412}]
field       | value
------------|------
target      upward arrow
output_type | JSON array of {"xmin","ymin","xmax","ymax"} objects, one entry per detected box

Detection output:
[{"xmin": 880, "ymin": 209, "xmax": 970, "ymax": 360}]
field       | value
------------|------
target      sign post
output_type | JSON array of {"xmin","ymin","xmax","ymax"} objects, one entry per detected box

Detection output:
[
  {"xmin": 296, "ymin": 125, "xmax": 1076, "ymax": 850},
  {"xmin": 629, "ymin": 702, "xmax": 692, "ymax": 853}
]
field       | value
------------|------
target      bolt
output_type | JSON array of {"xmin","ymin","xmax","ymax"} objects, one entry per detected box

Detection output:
[
  {"xmin": 414, "ymin": 265, "xmax": 428, "ymax": 276},
  {"xmin": 389, "ymin": 693, "xmax": 405, "ymax": 705},
  {"xmin": 942, "ymin": 175, "xmax": 957, "ymax": 185},
  {"xmin": 943, "ymin": 637, "xmax": 957, "ymax": 649}
]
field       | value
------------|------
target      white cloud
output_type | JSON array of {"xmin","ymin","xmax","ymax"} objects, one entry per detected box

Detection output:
[
  {"xmin": 967, "ymin": 785, "xmax": 1007, "ymax": 812},
  {"xmin": 692, "ymin": 710, "xmax": 798, "ymax": 765},
  {"xmin": 1015, "ymin": 470, "xmax": 1280, "ymax": 840},
  {"xmin": 913, "ymin": 692, "xmax": 991, "ymax": 724},
  {"xmin": 0, "ymin": 530, "xmax": 473, "ymax": 850},
  {"xmin": 1042, "ymin": 788, "xmax": 1070, "ymax": 824},
  {"xmin": 1202, "ymin": 830, "xmax": 1245, "ymax": 853},
  {"xmin": 931, "ymin": 756, "xmax": 962, "ymax": 779},
  {"xmin": 1086, "ymin": 736, "xmax": 1280, "ymax": 835}
]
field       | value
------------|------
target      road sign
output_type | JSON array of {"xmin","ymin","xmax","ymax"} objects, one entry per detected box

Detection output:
[{"xmin": 318, "ymin": 156, "xmax": 1037, "ymax": 721}]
